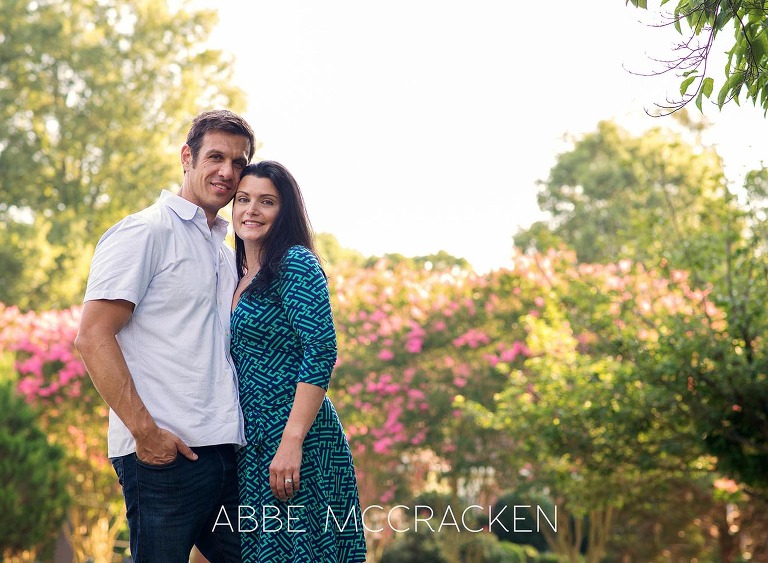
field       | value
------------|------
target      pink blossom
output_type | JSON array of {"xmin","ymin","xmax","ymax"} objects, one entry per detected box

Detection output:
[
  {"xmin": 405, "ymin": 338, "xmax": 422, "ymax": 353},
  {"xmin": 499, "ymin": 341, "xmax": 528, "ymax": 362},
  {"xmin": 407, "ymin": 389, "xmax": 425, "ymax": 400},
  {"xmin": 453, "ymin": 328, "xmax": 490, "ymax": 349},
  {"xmin": 16, "ymin": 356, "xmax": 44, "ymax": 377},
  {"xmin": 373, "ymin": 437, "xmax": 393, "ymax": 454},
  {"xmin": 484, "ymin": 353, "xmax": 499, "ymax": 367},
  {"xmin": 369, "ymin": 309, "xmax": 387, "ymax": 322},
  {"xmin": 17, "ymin": 377, "xmax": 41, "ymax": 399},
  {"xmin": 714, "ymin": 478, "xmax": 739, "ymax": 494},
  {"xmin": 411, "ymin": 431, "xmax": 426, "ymax": 445},
  {"xmin": 378, "ymin": 349, "xmax": 394, "ymax": 361},
  {"xmin": 380, "ymin": 489, "xmax": 395, "ymax": 504}
]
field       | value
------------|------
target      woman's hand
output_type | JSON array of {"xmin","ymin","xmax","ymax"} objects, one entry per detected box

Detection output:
[
  {"xmin": 269, "ymin": 436, "xmax": 303, "ymax": 501},
  {"xmin": 268, "ymin": 382, "xmax": 326, "ymax": 501}
]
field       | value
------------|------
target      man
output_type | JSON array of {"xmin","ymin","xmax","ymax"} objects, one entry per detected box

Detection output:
[{"xmin": 75, "ymin": 109, "xmax": 255, "ymax": 562}]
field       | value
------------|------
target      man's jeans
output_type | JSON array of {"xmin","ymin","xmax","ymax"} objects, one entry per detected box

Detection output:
[{"xmin": 112, "ymin": 444, "xmax": 241, "ymax": 563}]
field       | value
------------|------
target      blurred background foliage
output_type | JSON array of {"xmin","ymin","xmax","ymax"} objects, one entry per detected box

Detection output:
[{"xmin": 2, "ymin": 0, "xmax": 768, "ymax": 562}]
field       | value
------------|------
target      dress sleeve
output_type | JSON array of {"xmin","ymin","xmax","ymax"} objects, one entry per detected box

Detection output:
[{"xmin": 277, "ymin": 246, "xmax": 337, "ymax": 390}]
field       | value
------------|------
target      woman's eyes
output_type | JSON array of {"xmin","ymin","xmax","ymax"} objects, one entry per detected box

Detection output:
[{"xmin": 237, "ymin": 197, "xmax": 276, "ymax": 205}]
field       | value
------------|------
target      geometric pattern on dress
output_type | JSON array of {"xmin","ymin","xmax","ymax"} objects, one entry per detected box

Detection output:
[{"xmin": 232, "ymin": 246, "xmax": 367, "ymax": 562}]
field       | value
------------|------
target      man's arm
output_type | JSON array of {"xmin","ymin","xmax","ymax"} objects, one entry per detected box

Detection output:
[{"xmin": 75, "ymin": 299, "xmax": 197, "ymax": 463}]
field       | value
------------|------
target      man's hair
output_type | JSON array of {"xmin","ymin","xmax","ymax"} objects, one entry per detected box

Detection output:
[{"xmin": 186, "ymin": 109, "xmax": 256, "ymax": 164}]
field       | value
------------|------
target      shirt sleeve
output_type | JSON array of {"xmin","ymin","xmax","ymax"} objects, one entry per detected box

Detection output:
[
  {"xmin": 277, "ymin": 246, "xmax": 337, "ymax": 390},
  {"xmin": 83, "ymin": 215, "xmax": 159, "ymax": 307}
]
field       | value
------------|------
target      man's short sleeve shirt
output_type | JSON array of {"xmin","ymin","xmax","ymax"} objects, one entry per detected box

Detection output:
[{"xmin": 84, "ymin": 190, "xmax": 245, "ymax": 457}]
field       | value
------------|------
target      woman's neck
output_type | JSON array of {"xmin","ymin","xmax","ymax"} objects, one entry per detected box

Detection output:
[{"xmin": 244, "ymin": 242, "xmax": 262, "ymax": 275}]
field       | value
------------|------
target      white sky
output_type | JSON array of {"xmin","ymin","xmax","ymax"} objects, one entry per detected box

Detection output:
[{"xmin": 196, "ymin": 0, "xmax": 768, "ymax": 272}]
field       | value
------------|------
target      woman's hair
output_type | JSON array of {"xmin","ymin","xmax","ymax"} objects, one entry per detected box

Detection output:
[{"xmin": 234, "ymin": 160, "xmax": 317, "ymax": 299}]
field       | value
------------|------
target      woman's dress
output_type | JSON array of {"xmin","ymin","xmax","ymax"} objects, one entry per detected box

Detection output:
[{"xmin": 231, "ymin": 245, "xmax": 367, "ymax": 562}]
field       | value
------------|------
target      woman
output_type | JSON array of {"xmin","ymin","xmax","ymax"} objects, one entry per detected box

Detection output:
[{"xmin": 230, "ymin": 161, "xmax": 367, "ymax": 562}]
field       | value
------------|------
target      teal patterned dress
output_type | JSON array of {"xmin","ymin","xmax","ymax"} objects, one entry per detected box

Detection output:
[{"xmin": 231, "ymin": 245, "xmax": 367, "ymax": 562}]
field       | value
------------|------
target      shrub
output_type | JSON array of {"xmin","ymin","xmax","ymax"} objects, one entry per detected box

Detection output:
[
  {"xmin": 461, "ymin": 532, "xmax": 539, "ymax": 563},
  {"xmin": 0, "ymin": 380, "xmax": 69, "ymax": 557},
  {"xmin": 380, "ymin": 529, "xmax": 449, "ymax": 563}
]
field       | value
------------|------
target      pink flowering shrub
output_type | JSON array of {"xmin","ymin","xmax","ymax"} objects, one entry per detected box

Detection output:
[
  {"xmin": 0, "ymin": 304, "xmax": 123, "ymax": 561},
  {"xmin": 328, "ymin": 258, "xmax": 534, "ymax": 508}
]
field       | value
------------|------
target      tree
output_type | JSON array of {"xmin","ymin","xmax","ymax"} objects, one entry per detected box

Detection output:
[
  {"xmin": 625, "ymin": 0, "xmax": 768, "ymax": 113},
  {"xmin": 0, "ymin": 380, "xmax": 69, "ymax": 559},
  {"xmin": 515, "ymin": 119, "xmax": 739, "ymax": 281},
  {"xmin": 315, "ymin": 232, "xmax": 366, "ymax": 268},
  {"xmin": 525, "ymin": 119, "xmax": 768, "ymax": 494},
  {"xmin": 467, "ymin": 251, "xmax": 726, "ymax": 562},
  {"xmin": 0, "ymin": 0, "xmax": 246, "ymax": 309}
]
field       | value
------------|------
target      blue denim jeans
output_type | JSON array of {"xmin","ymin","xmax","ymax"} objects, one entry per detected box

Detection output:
[{"xmin": 112, "ymin": 444, "xmax": 241, "ymax": 563}]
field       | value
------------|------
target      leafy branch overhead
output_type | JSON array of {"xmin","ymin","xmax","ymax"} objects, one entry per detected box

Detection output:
[{"xmin": 626, "ymin": 0, "xmax": 768, "ymax": 113}]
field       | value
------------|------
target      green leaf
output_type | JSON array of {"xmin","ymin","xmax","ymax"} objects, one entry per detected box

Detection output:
[
  {"xmin": 701, "ymin": 76, "xmax": 714, "ymax": 98},
  {"xmin": 713, "ymin": 9, "xmax": 732, "ymax": 32},
  {"xmin": 680, "ymin": 75, "xmax": 697, "ymax": 96},
  {"xmin": 717, "ymin": 79, "xmax": 731, "ymax": 107}
]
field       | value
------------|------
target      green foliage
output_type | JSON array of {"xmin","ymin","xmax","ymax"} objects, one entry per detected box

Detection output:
[
  {"xmin": 363, "ymin": 250, "xmax": 473, "ymax": 271},
  {"xmin": 0, "ymin": 0, "xmax": 247, "ymax": 309},
  {"xmin": 515, "ymin": 115, "xmax": 768, "ymax": 495},
  {"xmin": 1, "ymin": 304, "xmax": 126, "ymax": 560},
  {"xmin": 606, "ymin": 478, "xmax": 718, "ymax": 561},
  {"xmin": 315, "ymin": 232, "xmax": 366, "ymax": 268},
  {"xmin": 626, "ymin": 0, "xmax": 768, "ymax": 113},
  {"xmin": 0, "ymin": 380, "xmax": 69, "ymax": 557},
  {"xmin": 461, "ymin": 533, "xmax": 540, "ymax": 563},
  {"xmin": 490, "ymin": 491, "xmax": 552, "ymax": 552},
  {"xmin": 464, "ymin": 252, "xmax": 726, "ymax": 561},
  {"xmin": 512, "ymin": 221, "xmax": 568, "ymax": 255},
  {"xmin": 379, "ymin": 529, "xmax": 449, "ymax": 563},
  {"xmin": 517, "ymin": 120, "xmax": 736, "ymax": 274}
]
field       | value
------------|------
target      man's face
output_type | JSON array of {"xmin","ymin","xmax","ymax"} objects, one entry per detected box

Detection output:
[{"xmin": 180, "ymin": 131, "xmax": 250, "ymax": 224}]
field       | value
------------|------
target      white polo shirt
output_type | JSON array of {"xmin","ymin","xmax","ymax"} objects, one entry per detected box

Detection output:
[{"xmin": 84, "ymin": 190, "xmax": 246, "ymax": 458}]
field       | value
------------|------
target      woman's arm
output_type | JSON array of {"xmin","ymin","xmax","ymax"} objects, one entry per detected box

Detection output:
[
  {"xmin": 269, "ymin": 382, "xmax": 325, "ymax": 501},
  {"xmin": 269, "ymin": 246, "xmax": 337, "ymax": 501}
]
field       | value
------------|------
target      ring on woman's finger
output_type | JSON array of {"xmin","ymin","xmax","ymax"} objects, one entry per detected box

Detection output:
[{"xmin": 285, "ymin": 478, "xmax": 293, "ymax": 484}]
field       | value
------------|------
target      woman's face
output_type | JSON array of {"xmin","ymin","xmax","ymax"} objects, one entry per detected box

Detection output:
[{"xmin": 233, "ymin": 175, "xmax": 281, "ymax": 247}]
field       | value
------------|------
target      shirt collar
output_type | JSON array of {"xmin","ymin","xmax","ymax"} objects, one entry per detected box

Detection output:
[{"xmin": 159, "ymin": 190, "xmax": 230, "ymax": 232}]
